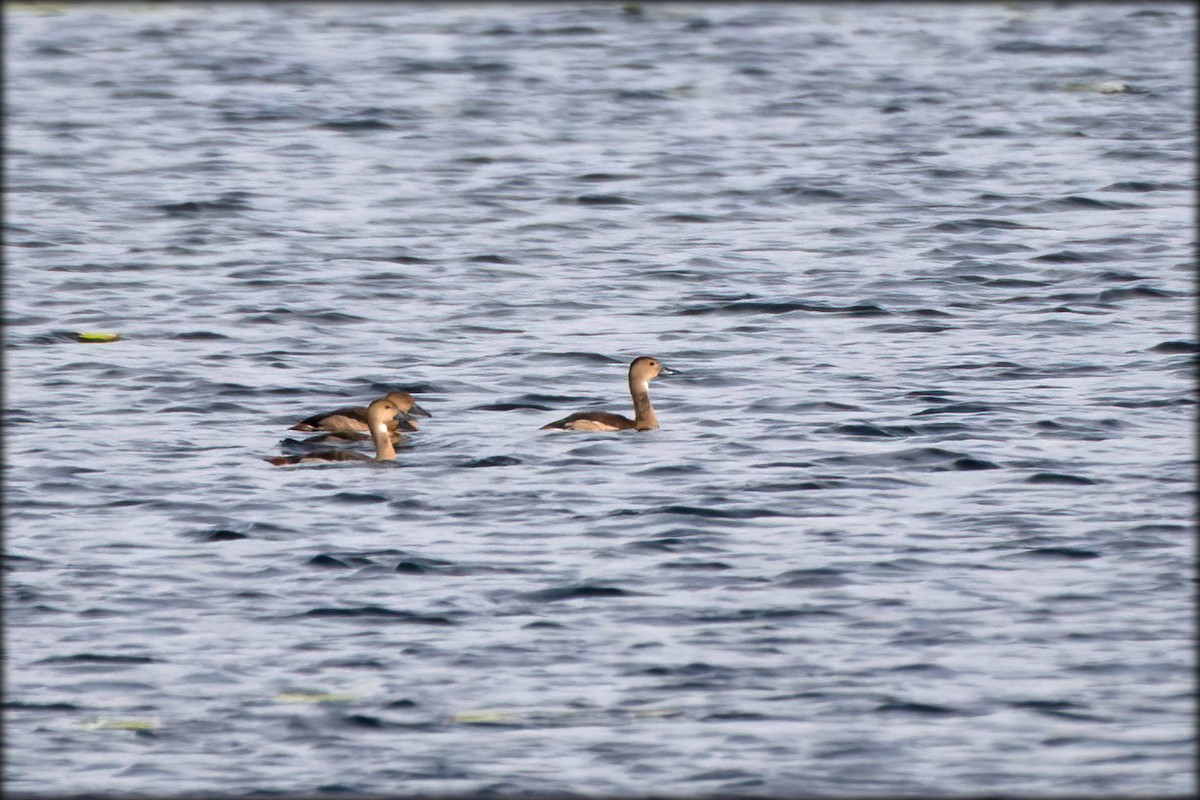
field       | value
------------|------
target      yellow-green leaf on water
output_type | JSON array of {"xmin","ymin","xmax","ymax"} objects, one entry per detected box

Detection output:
[
  {"xmin": 452, "ymin": 710, "xmax": 519, "ymax": 724},
  {"xmin": 6, "ymin": 2, "xmax": 70, "ymax": 15},
  {"xmin": 629, "ymin": 707, "xmax": 681, "ymax": 719},
  {"xmin": 78, "ymin": 718, "xmax": 159, "ymax": 731},
  {"xmin": 1064, "ymin": 80, "xmax": 1131, "ymax": 94},
  {"xmin": 275, "ymin": 692, "xmax": 357, "ymax": 704},
  {"xmin": 76, "ymin": 332, "xmax": 121, "ymax": 343}
]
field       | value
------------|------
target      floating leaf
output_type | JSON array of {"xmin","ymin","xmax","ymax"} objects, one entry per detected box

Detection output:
[
  {"xmin": 76, "ymin": 332, "xmax": 121, "ymax": 343},
  {"xmin": 452, "ymin": 710, "xmax": 519, "ymax": 724},
  {"xmin": 8, "ymin": 2, "xmax": 70, "ymax": 14},
  {"xmin": 629, "ymin": 707, "xmax": 682, "ymax": 719},
  {"xmin": 78, "ymin": 718, "xmax": 158, "ymax": 731},
  {"xmin": 275, "ymin": 692, "xmax": 357, "ymax": 704}
]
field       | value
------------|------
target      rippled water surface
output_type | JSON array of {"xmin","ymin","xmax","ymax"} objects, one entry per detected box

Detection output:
[{"xmin": 4, "ymin": 2, "xmax": 1196, "ymax": 796}]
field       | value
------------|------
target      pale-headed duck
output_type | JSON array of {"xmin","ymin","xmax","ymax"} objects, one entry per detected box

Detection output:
[
  {"xmin": 290, "ymin": 391, "xmax": 431, "ymax": 434},
  {"xmin": 268, "ymin": 394, "xmax": 406, "ymax": 465},
  {"xmin": 541, "ymin": 356, "xmax": 673, "ymax": 431}
]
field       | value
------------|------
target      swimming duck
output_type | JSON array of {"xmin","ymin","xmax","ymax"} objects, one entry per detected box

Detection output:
[
  {"xmin": 290, "ymin": 391, "xmax": 431, "ymax": 434},
  {"xmin": 267, "ymin": 395, "xmax": 405, "ymax": 465},
  {"xmin": 541, "ymin": 356, "xmax": 673, "ymax": 431}
]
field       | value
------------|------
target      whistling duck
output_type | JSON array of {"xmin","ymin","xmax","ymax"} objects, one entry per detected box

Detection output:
[
  {"xmin": 267, "ymin": 395, "xmax": 406, "ymax": 465},
  {"xmin": 290, "ymin": 391, "xmax": 431, "ymax": 434},
  {"xmin": 541, "ymin": 356, "xmax": 673, "ymax": 431}
]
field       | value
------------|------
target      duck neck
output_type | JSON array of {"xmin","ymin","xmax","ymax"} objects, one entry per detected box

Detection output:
[
  {"xmin": 629, "ymin": 378, "xmax": 658, "ymax": 430},
  {"xmin": 370, "ymin": 421, "xmax": 397, "ymax": 460}
]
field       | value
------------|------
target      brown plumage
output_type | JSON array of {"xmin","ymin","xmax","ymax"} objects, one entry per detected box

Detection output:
[
  {"xmin": 290, "ymin": 391, "xmax": 431, "ymax": 434},
  {"xmin": 267, "ymin": 395, "xmax": 406, "ymax": 466},
  {"xmin": 541, "ymin": 356, "xmax": 672, "ymax": 432}
]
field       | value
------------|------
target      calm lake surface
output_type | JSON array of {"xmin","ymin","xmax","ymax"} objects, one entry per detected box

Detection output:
[{"xmin": 3, "ymin": 2, "xmax": 1195, "ymax": 796}]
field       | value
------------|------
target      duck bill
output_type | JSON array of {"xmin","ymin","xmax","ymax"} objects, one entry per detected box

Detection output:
[
  {"xmin": 406, "ymin": 401, "xmax": 433, "ymax": 418},
  {"xmin": 658, "ymin": 365, "xmax": 679, "ymax": 376}
]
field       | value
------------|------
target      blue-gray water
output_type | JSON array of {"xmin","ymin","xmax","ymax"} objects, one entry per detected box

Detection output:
[{"xmin": 3, "ymin": 2, "xmax": 1195, "ymax": 796}]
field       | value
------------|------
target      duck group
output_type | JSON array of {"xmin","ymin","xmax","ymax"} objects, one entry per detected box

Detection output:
[{"xmin": 265, "ymin": 356, "xmax": 673, "ymax": 466}]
